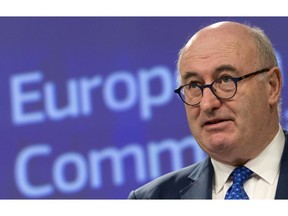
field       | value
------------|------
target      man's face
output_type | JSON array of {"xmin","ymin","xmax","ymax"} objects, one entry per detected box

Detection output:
[{"xmin": 178, "ymin": 26, "xmax": 278, "ymax": 165}]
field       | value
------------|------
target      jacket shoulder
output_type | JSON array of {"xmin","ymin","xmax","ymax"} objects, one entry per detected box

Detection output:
[{"xmin": 128, "ymin": 158, "xmax": 210, "ymax": 199}]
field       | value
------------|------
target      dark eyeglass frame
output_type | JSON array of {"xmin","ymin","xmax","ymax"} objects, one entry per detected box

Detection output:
[{"xmin": 174, "ymin": 68, "xmax": 271, "ymax": 106}]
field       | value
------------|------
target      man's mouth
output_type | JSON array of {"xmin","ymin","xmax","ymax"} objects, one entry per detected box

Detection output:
[
  {"xmin": 205, "ymin": 119, "xmax": 226, "ymax": 125},
  {"xmin": 202, "ymin": 118, "xmax": 232, "ymax": 128}
]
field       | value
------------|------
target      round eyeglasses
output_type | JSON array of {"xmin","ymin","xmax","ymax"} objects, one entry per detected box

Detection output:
[{"xmin": 174, "ymin": 68, "xmax": 271, "ymax": 106}]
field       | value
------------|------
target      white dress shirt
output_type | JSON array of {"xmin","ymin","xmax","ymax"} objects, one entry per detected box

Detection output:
[{"xmin": 212, "ymin": 126, "xmax": 285, "ymax": 199}]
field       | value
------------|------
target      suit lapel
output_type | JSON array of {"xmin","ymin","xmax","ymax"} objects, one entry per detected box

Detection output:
[
  {"xmin": 178, "ymin": 130, "xmax": 288, "ymax": 199},
  {"xmin": 275, "ymin": 130, "xmax": 288, "ymax": 199},
  {"xmin": 179, "ymin": 157, "xmax": 214, "ymax": 199}
]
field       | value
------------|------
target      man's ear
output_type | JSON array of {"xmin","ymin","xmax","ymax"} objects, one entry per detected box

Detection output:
[{"xmin": 267, "ymin": 67, "xmax": 282, "ymax": 106}]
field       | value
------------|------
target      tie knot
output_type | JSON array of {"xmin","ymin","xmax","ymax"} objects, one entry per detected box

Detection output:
[{"xmin": 231, "ymin": 166, "xmax": 253, "ymax": 186}]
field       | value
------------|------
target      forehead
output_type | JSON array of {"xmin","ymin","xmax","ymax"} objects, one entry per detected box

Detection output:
[{"xmin": 179, "ymin": 25, "xmax": 259, "ymax": 79}]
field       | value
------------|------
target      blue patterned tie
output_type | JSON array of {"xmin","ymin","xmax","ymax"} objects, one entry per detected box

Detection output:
[{"xmin": 225, "ymin": 166, "xmax": 253, "ymax": 200}]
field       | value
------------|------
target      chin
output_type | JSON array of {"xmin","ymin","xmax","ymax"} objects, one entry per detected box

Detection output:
[{"xmin": 200, "ymin": 133, "xmax": 236, "ymax": 153}]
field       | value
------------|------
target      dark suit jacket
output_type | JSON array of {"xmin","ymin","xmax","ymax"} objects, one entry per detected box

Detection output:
[{"xmin": 128, "ymin": 130, "xmax": 288, "ymax": 199}]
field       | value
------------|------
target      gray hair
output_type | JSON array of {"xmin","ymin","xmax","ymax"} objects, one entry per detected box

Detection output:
[{"xmin": 248, "ymin": 25, "xmax": 278, "ymax": 68}]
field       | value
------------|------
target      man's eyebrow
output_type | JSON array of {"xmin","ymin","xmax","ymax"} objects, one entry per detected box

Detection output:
[
  {"xmin": 215, "ymin": 65, "xmax": 237, "ymax": 74},
  {"xmin": 182, "ymin": 71, "xmax": 200, "ymax": 81},
  {"xmin": 181, "ymin": 65, "xmax": 239, "ymax": 82}
]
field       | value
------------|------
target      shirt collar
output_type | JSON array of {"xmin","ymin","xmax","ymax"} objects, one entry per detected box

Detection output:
[{"xmin": 212, "ymin": 126, "xmax": 285, "ymax": 193}]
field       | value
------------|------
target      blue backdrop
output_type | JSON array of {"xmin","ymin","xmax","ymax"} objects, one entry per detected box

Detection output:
[{"xmin": 0, "ymin": 17, "xmax": 287, "ymax": 199}]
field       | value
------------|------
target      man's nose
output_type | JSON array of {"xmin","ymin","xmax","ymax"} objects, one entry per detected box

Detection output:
[{"xmin": 199, "ymin": 87, "xmax": 221, "ymax": 112}]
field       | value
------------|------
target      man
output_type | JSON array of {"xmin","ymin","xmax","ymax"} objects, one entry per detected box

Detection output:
[{"xmin": 128, "ymin": 21, "xmax": 288, "ymax": 199}]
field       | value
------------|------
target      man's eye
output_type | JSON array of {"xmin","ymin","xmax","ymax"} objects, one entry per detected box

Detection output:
[
  {"xmin": 220, "ymin": 76, "xmax": 233, "ymax": 83},
  {"xmin": 189, "ymin": 81, "xmax": 200, "ymax": 88}
]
